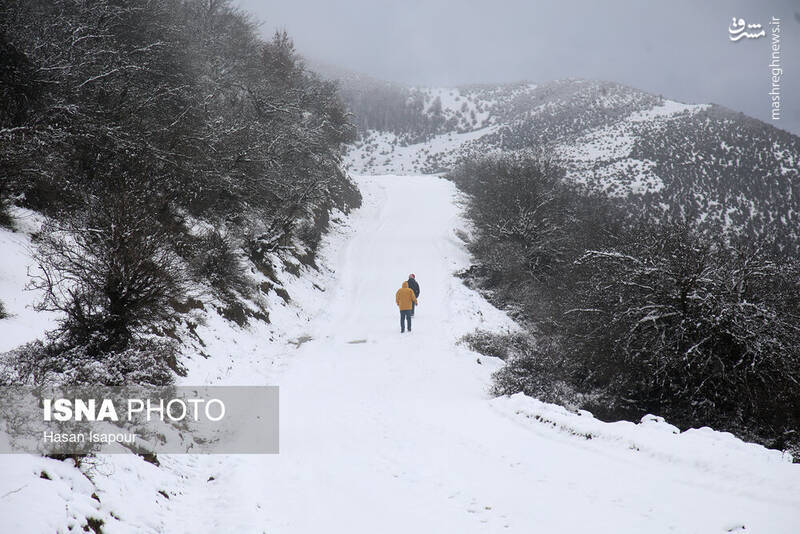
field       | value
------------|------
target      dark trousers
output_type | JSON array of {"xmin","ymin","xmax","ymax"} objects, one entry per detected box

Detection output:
[
  {"xmin": 400, "ymin": 310, "xmax": 412, "ymax": 332},
  {"xmin": 411, "ymin": 301, "xmax": 416, "ymax": 316}
]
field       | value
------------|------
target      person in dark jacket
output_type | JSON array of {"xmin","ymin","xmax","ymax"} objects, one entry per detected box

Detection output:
[{"xmin": 407, "ymin": 274, "xmax": 420, "ymax": 316}]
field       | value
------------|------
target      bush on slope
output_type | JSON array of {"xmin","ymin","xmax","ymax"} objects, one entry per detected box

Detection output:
[
  {"xmin": 0, "ymin": 0, "xmax": 360, "ymax": 384},
  {"xmin": 451, "ymin": 154, "xmax": 800, "ymax": 454}
]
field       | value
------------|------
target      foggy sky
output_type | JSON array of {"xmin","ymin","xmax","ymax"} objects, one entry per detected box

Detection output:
[{"xmin": 235, "ymin": 0, "xmax": 800, "ymax": 135}]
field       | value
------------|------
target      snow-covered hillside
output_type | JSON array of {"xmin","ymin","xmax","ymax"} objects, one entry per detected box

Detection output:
[
  {"xmin": 2, "ymin": 175, "xmax": 798, "ymax": 533},
  {"xmin": 0, "ymin": 208, "xmax": 59, "ymax": 352},
  {"xmin": 341, "ymin": 79, "xmax": 800, "ymax": 249},
  {"xmin": 344, "ymin": 92, "xmax": 713, "ymax": 195}
]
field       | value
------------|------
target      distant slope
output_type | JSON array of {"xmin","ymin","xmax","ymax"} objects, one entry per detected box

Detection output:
[{"xmin": 322, "ymin": 71, "xmax": 800, "ymax": 251}]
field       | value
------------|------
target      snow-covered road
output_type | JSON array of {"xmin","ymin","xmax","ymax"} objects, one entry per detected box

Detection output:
[
  {"xmin": 168, "ymin": 175, "xmax": 800, "ymax": 533},
  {"xmin": 3, "ymin": 175, "xmax": 797, "ymax": 533}
]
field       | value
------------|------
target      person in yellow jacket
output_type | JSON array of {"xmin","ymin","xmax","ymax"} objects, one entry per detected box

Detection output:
[{"xmin": 395, "ymin": 280, "xmax": 418, "ymax": 333}]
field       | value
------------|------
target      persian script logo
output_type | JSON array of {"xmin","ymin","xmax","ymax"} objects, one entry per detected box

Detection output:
[{"xmin": 728, "ymin": 17, "xmax": 765, "ymax": 41}]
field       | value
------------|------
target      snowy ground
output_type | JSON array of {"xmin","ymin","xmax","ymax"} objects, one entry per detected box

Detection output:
[
  {"xmin": 345, "ymin": 127, "xmax": 498, "ymax": 175},
  {"xmin": 1, "ymin": 175, "xmax": 799, "ymax": 533},
  {"xmin": 0, "ymin": 208, "xmax": 59, "ymax": 352}
]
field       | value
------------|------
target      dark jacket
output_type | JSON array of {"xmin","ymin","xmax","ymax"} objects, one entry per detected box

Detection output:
[{"xmin": 407, "ymin": 277, "xmax": 420, "ymax": 298}]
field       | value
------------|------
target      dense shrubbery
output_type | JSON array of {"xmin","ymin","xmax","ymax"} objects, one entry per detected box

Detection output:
[
  {"xmin": 462, "ymin": 330, "xmax": 583, "ymax": 408},
  {"xmin": 334, "ymin": 78, "xmax": 437, "ymax": 143},
  {"xmin": 451, "ymin": 154, "xmax": 628, "ymax": 324},
  {"xmin": 0, "ymin": 198, "xmax": 11, "ymax": 229},
  {"xmin": 565, "ymin": 226, "xmax": 800, "ymax": 438},
  {"xmin": 451, "ymin": 154, "xmax": 800, "ymax": 452},
  {"xmin": 30, "ymin": 178, "xmax": 184, "ymax": 355},
  {"xmin": 0, "ymin": 0, "xmax": 360, "ymax": 385},
  {"xmin": 0, "ymin": 338, "xmax": 179, "ymax": 386}
]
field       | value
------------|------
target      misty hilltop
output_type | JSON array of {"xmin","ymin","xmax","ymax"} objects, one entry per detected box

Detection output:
[{"xmin": 317, "ymin": 67, "xmax": 800, "ymax": 251}]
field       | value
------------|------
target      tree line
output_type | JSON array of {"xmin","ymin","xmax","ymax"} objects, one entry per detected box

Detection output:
[
  {"xmin": 450, "ymin": 154, "xmax": 800, "ymax": 455},
  {"xmin": 0, "ymin": 0, "xmax": 360, "ymax": 385}
]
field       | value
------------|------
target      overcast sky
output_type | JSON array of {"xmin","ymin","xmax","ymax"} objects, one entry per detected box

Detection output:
[{"xmin": 235, "ymin": 0, "xmax": 799, "ymax": 135}]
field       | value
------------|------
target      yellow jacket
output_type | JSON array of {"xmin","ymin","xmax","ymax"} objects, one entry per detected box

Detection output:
[{"xmin": 395, "ymin": 281, "xmax": 418, "ymax": 311}]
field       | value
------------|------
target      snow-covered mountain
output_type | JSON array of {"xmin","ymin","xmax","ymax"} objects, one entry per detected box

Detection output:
[{"xmin": 334, "ymin": 76, "xmax": 800, "ymax": 249}]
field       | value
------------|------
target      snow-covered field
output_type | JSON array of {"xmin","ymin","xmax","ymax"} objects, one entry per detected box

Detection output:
[
  {"xmin": 345, "ymin": 127, "xmax": 499, "ymax": 175},
  {"xmin": 1, "ymin": 175, "xmax": 799, "ymax": 533}
]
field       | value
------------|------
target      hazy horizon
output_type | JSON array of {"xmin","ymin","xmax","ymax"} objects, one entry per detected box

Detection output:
[{"xmin": 234, "ymin": 0, "xmax": 800, "ymax": 136}]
